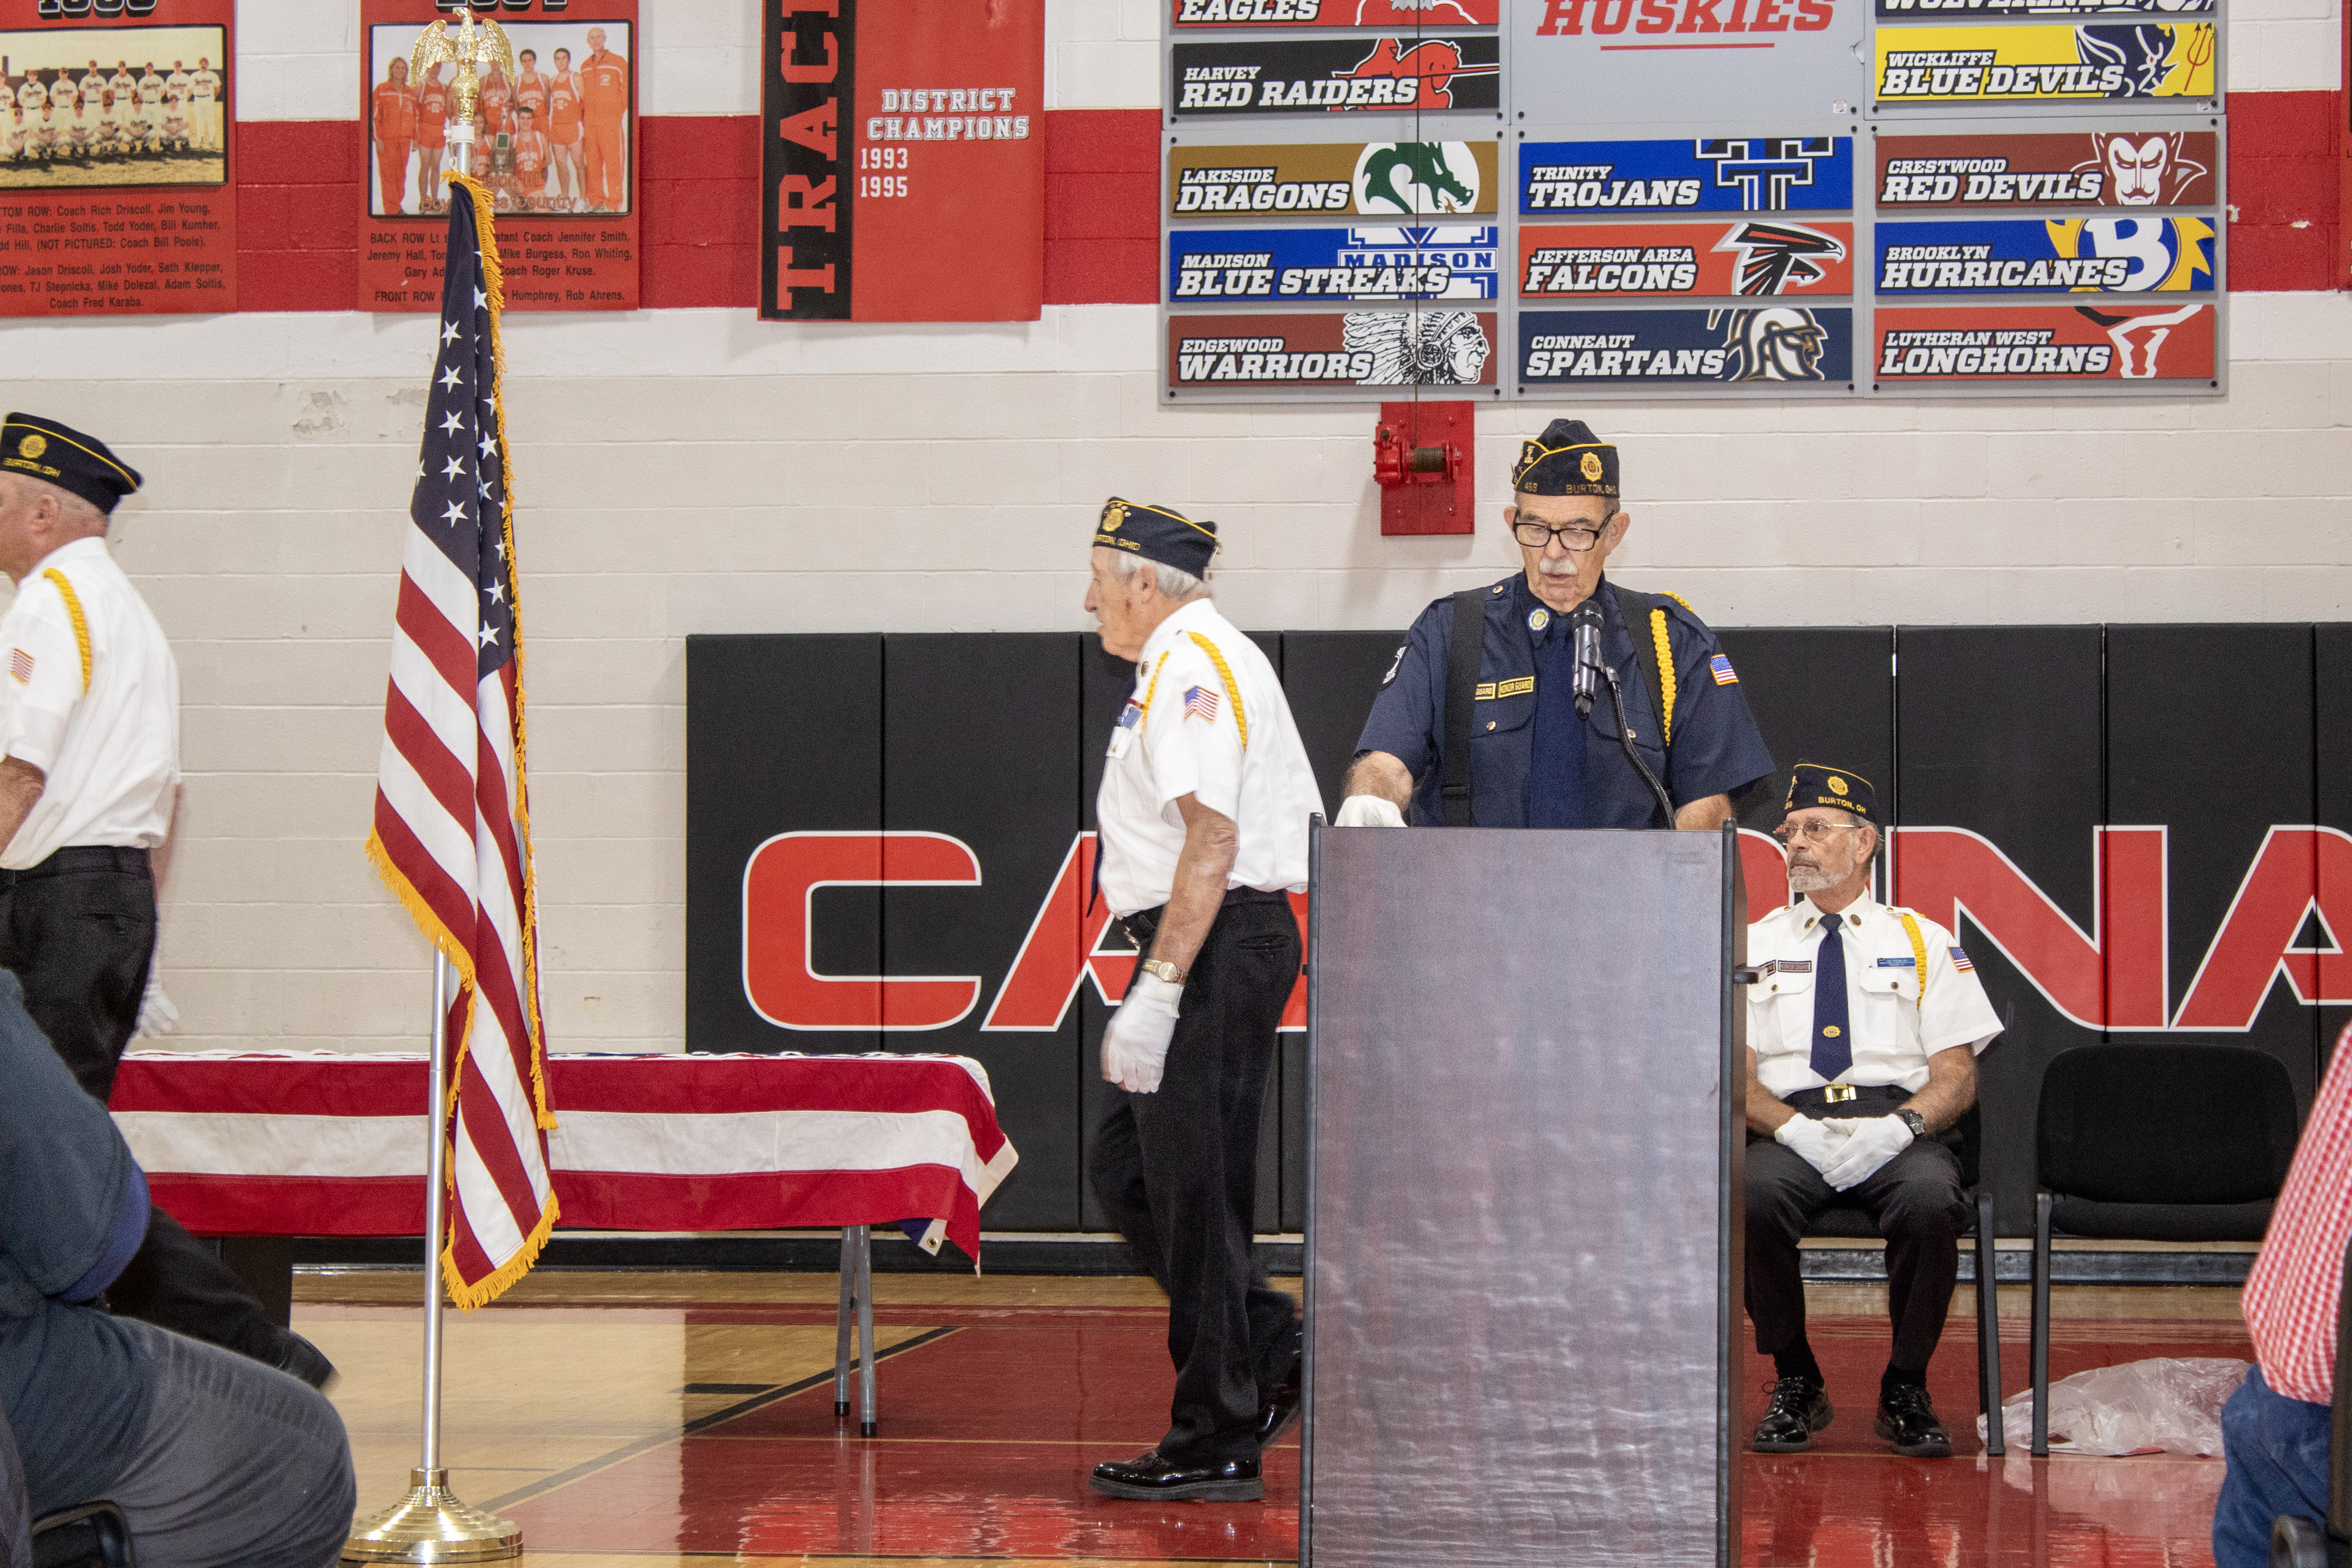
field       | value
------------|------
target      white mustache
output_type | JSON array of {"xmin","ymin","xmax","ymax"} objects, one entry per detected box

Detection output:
[{"xmin": 1536, "ymin": 557, "xmax": 1579, "ymax": 576}]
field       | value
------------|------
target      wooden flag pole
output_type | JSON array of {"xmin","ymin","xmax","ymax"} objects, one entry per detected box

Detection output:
[{"xmin": 341, "ymin": 953, "xmax": 521, "ymax": 1564}]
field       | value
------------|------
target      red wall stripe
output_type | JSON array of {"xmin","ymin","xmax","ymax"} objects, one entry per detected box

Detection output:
[{"xmin": 227, "ymin": 99, "xmax": 2337, "ymax": 313}]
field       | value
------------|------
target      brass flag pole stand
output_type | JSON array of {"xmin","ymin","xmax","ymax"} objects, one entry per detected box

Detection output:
[{"xmin": 343, "ymin": 954, "xmax": 521, "ymax": 1564}]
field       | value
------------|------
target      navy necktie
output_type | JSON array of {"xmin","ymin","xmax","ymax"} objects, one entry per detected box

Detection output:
[
  {"xmin": 1527, "ymin": 615, "xmax": 1587, "ymax": 829},
  {"xmin": 1810, "ymin": 915, "xmax": 1852, "ymax": 1083}
]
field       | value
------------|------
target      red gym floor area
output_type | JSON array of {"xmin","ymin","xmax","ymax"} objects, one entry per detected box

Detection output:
[{"xmin": 304, "ymin": 1271, "xmax": 2250, "ymax": 1568}]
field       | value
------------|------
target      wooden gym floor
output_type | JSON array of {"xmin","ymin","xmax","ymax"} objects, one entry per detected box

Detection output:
[{"xmin": 299, "ymin": 1269, "xmax": 2254, "ymax": 1568}]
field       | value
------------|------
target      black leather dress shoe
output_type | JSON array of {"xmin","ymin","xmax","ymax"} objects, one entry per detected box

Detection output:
[
  {"xmin": 272, "ymin": 1329, "xmax": 339, "ymax": 1391},
  {"xmin": 1874, "ymin": 1384, "xmax": 1951, "ymax": 1458},
  {"xmin": 1255, "ymin": 1353, "xmax": 1303, "ymax": 1447},
  {"xmin": 1088, "ymin": 1449, "xmax": 1264, "ymax": 1502},
  {"xmin": 1751, "ymin": 1376, "xmax": 1832, "ymax": 1453}
]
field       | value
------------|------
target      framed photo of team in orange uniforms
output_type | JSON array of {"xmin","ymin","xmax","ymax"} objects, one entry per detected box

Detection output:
[
  {"xmin": 0, "ymin": 0, "xmax": 235, "ymax": 316},
  {"xmin": 358, "ymin": 0, "xmax": 638, "ymax": 312}
]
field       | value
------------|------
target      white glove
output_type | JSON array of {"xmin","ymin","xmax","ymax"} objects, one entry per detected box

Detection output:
[
  {"xmin": 1817, "ymin": 1113, "xmax": 1916, "ymax": 1192},
  {"xmin": 1102, "ymin": 973, "xmax": 1183, "ymax": 1094},
  {"xmin": 1773, "ymin": 1114, "xmax": 1850, "ymax": 1177},
  {"xmin": 1334, "ymin": 794, "xmax": 1406, "ymax": 827},
  {"xmin": 135, "ymin": 973, "xmax": 178, "ymax": 1038}
]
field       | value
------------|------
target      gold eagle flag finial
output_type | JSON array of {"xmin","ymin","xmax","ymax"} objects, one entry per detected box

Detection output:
[{"xmin": 412, "ymin": 10, "xmax": 514, "ymax": 151}]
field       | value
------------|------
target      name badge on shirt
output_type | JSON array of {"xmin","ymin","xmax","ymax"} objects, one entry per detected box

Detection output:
[
  {"xmin": 1876, "ymin": 957, "xmax": 1916, "ymax": 967},
  {"xmin": 1107, "ymin": 700, "xmax": 1142, "ymax": 760},
  {"xmin": 1775, "ymin": 959, "xmax": 1812, "ymax": 974}
]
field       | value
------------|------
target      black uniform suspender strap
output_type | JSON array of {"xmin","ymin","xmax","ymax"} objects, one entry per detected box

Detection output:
[{"xmin": 1439, "ymin": 587, "xmax": 1486, "ymax": 827}]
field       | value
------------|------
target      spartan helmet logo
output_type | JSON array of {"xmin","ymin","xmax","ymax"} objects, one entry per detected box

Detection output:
[
  {"xmin": 1716, "ymin": 308, "xmax": 1829, "ymax": 382},
  {"xmin": 1715, "ymin": 221, "xmax": 1846, "ymax": 297}
]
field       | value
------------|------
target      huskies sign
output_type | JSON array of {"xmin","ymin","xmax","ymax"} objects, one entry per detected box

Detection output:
[
  {"xmin": 687, "ymin": 629, "xmax": 2352, "ymax": 1234},
  {"xmin": 1519, "ymin": 138, "xmax": 1854, "ymax": 215},
  {"xmin": 1171, "ymin": 37, "xmax": 1501, "ymax": 116}
]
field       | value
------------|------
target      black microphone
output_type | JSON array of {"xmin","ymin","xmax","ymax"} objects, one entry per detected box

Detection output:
[{"xmin": 1571, "ymin": 601, "xmax": 1602, "ymax": 719}]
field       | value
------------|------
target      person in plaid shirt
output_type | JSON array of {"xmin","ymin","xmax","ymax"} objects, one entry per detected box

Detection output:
[{"xmin": 2215, "ymin": 1020, "xmax": 2352, "ymax": 1566}]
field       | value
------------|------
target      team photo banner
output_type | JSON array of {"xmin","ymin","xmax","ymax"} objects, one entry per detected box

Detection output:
[
  {"xmin": 1876, "ymin": 215, "xmax": 2216, "ymax": 293},
  {"xmin": 1518, "ymin": 219, "xmax": 1851, "ymax": 298},
  {"xmin": 361, "ymin": 0, "xmax": 641, "ymax": 312},
  {"xmin": 1518, "ymin": 137, "xmax": 1853, "ymax": 215},
  {"xmin": 763, "ymin": 0, "xmax": 1044, "ymax": 321},
  {"xmin": 1874, "ymin": 303, "xmax": 2214, "ymax": 380},
  {"xmin": 1171, "ymin": 0, "xmax": 1501, "ymax": 23},
  {"xmin": 1875, "ymin": 23, "xmax": 2217, "ymax": 102},
  {"xmin": 1876, "ymin": 130, "xmax": 2218, "ymax": 208},
  {"xmin": 1519, "ymin": 306, "xmax": 1853, "ymax": 385},
  {"xmin": 1167, "ymin": 309, "xmax": 1499, "ymax": 389},
  {"xmin": 1170, "ymin": 224, "xmax": 1499, "ymax": 302},
  {"xmin": 0, "ymin": 0, "xmax": 234, "ymax": 317},
  {"xmin": 1169, "ymin": 141, "xmax": 1498, "ymax": 218},
  {"xmin": 1171, "ymin": 36, "xmax": 1500, "ymax": 116}
]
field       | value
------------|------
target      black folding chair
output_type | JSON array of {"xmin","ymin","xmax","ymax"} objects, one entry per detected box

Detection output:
[
  {"xmin": 1804, "ymin": 1103, "xmax": 2004, "ymax": 1455},
  {"xmin": 2031, "ymin": 1043, "xmax": 2299, "ymax": 1456},
  {"xmin": 2268, "ymin": 1235, "xmax": 2351, "ymax": 1568},
  {"xmin": 28, "ymin": 1504, "xmax": 132, "ymax": 1568}
]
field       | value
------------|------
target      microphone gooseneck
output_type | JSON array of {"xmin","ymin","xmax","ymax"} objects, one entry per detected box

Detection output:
[{"xmin": 1601, "ymin": 661, "xmax": 1677, "ymax": 828}]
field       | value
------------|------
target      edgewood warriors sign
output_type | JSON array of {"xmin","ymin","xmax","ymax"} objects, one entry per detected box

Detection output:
[{"xmin": 762, "ymin": 0, "xmax": 1043, "ymax": 321}]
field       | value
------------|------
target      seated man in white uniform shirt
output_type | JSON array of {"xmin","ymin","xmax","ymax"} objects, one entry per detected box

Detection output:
[
  {"xmin": 1080, "ymin": 497, "xmax": 1325, "ymax": 1504},
  {"xmin": 1744, "ymin": 762, "xmax": 2002, "ymax": 1460}
]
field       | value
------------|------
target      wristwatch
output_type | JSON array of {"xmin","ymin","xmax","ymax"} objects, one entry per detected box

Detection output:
[
  {"xmin": 1140, "ymin": 958, "xmax": 1187, "ymax": 986},
  {"xmin": 1895, "ymin": 1109, "xmax": 1928, "ymax": 1139}
]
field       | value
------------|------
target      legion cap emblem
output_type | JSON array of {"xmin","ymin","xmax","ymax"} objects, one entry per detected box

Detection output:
[
  {"xmin": 1102, "ymin": 503, "xmax": 1127, "ymax": 532},
  {"xmin": 16, "ymin": 435, "xmax": 44, "ymax": 461},
  {"xmin": 1527, "ymin": 607, "xmax": 1549, "ymax": 633},
  {"xmin": 1827, "ymin": 776, "xmax": 1848, "ymax": 796},
  {"xmin": 1579, "ymin": 451, "xmax": 1602, "ymax": 482}
]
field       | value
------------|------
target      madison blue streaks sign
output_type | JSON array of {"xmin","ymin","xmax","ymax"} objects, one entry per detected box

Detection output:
[
  {"xmin": 1520, "ymin": 307, "xmax": 1853, "ymax": 384},
  {"xmin": 1169, "ymin": 225, "xmax": 1501, "ymax": 301},
  {"xmin": 1877, "ymin": 216, "xmax": 2217, "ymax": 294},
  {"xmin": 1520, "ymin": 137, "xmax": 1854, "ymax": 214}
]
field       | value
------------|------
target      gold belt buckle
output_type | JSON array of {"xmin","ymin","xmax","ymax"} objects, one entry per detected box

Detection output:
[{"xmin": 1823, "ymin": 1084, "xmax": 1857, "ymax": 1104}]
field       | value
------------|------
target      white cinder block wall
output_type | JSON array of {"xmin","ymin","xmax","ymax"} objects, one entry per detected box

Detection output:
[{"xmin": 5, "ymin": 0, "xmax": 2344, "ymax": 1055}]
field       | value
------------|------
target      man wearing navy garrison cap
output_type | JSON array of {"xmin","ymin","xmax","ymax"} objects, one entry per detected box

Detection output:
[
  {"xmin": 1338, "ymin": 419, "xmax": 1772, "ymax": 830},
  {"xmin": 1744, "ymin": 764, "xmax": 2000, "ymax": 1460},
  {"xmin": 0, "ymin": 415, "xmax": 337, "ymax": 1388},
  {"xmin": 1080, "ymin": 499, "xmax": 1324, "ymax": 1504}
]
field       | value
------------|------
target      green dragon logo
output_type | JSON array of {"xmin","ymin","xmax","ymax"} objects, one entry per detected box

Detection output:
[{"xmin": 1359, "ymin": 142, "xmax": 1475, "ymax": 214}]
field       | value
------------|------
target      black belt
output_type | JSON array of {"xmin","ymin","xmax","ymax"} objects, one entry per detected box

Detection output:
[
  {"xmin": 1784, "ymin": 1083, "xmax": 1908, "ymax": 1114},
  {"xmin": 1120, "ymin": 887, "xmax": 1289, "ymax": 947},
  {"xmin": 0, "ymin": 845, "xmax": 152, "ymax": 884}
]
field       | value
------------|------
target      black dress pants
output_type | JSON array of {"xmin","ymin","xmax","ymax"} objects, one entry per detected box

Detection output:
[
  {"xmin": 1745, "ymin": 1128, "xmax": 1970, "ymax": 1373},
  {"xmin": 1088, "ymin": 896, "xmax": 1300, "ymax": 1466},
  {"xmin": 0, "ymin": 851, "xmax": 285, "ymax": 1364}
]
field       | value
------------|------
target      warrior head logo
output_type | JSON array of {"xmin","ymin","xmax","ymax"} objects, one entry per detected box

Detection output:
[
  {"xmin": 1715, "ymin": 221, "xmax": 1845, "ymax": 297},
  {"xmin": 1355, "ymin": 142, "xmax": 1479, "ymax": 215},
  {"xmin": 1343, "ymin": 308, "xmax": 1490, "ymax": 385},
  {"xmin": 1713, "ymin": 308, "xmax": 1829, "ymax": 382}
]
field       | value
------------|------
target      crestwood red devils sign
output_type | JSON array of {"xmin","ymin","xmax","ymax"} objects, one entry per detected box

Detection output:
[
  {"xmin": 739, "ymin": 825, "xmax": 2352, "ymax": 1036},
  {"xmin": 763, "ymin": 0, "xmax": 1043, "ymax": 322}
]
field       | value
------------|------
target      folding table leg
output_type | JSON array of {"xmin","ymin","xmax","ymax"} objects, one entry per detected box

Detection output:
[
  {"xmin": 835, "ymin": 1227, "xmax": 856, "ymax": 1420},
  {"xmin": 2031, "ymin": 1192, "xmax": 2053, "ymax": 1458},
  {"xmin": 1976, "ymin": 1192, "xmax": 2004, "ymax": 1457},
  {"xmin": 856, "ymin": 1224, "xmax": 878, "ymax": 1438}
]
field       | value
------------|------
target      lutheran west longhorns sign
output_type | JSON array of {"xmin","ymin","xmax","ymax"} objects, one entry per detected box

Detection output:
[{"xmin": 740, "ymin": 824, "xmax": 2352, "ymax": 1036}]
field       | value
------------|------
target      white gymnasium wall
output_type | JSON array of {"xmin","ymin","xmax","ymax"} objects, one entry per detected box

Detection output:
[{"xmin": 4, "ymin": 0, "xmax": 2342, "ymax": 1056}]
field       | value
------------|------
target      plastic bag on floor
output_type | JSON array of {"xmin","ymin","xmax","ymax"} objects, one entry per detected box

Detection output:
[{"xmin": 1976, "ymin": 1357, "xmax": 2249, "ymax": 1456}]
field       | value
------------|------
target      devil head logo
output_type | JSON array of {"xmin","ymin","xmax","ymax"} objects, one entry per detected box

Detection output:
[
  {"xmin": 2080, "ymin": 130, "xmax": 2207, "ymax": 206},
  {"xmin": 1715, "ymin": 221, "xmax": 1845, "ymax": 297}
]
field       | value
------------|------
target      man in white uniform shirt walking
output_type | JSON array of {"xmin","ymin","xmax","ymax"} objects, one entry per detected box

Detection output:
[
  {"xmin": 1080, "ymin": 497, "xmax": 1324, "ymax": 1504},
  {"xmin": 0, "ymin": 413, "xmax": 335, "ymax": 1388}
]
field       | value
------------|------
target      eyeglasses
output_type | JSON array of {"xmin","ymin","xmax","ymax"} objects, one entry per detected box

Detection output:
[
  {"xmin": 1510, "ymin": 518, "xmax": 1606, "ymax": 552},
  {"xmin": 1774, "ymin": 821, "xmax": 1865, "ymax": 845}
]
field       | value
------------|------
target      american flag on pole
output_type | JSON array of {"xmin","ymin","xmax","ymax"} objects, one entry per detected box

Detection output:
[{"xmin": 366, "ymin": 173, "xmax": 558, "ymax": 1310}]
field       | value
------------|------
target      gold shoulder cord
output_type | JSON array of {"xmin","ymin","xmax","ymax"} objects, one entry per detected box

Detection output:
[
  {"xmin": 1136, "ymin": 651, "xmax": 1171, "ymax": 729},
  {"xmin": 1185, "ymin": 631, "xmax": 1250, "ymax": 749},
  {"xmin": 41, "ymin": 568, "xmax": 90, "ymax": 694},
  {"xmin": 1899, "ymin": 912, "xmax": 1930, "ymax": 1002},
  {"xmin": 1649, "ymin": 609, "xmax": 1675, "ymax": 746}
]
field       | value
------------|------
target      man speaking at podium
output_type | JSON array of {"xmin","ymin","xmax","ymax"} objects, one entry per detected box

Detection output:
[
  {"xmin": 1744, "ymin": 765, "xmax": 2001, "ymax": 1459},
  {"xmin": 1335, "ymin": 420, "xmax": 1770, "ymax": 831},
  {"xmin": 1080, "ymin": 499, "xmax": 1324, "ymax": 1504}
]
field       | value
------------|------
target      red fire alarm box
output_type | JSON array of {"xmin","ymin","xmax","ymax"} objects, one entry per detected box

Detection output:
[{"xmin": 1374, "ymin": 401, "xmax": 1475, "ymax": 536}]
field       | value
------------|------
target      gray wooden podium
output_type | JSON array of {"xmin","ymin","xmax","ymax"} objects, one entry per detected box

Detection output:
[{"xmin": 1301, "ymin": 823, "xmax": 1746, "ymax": 1568}]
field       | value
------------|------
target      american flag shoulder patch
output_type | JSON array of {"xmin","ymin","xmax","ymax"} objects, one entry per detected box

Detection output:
[
  {"xmin": 1710, "ymin": 654, "xmax": 1738, "ymax": 685},
  {"xmin": 8, "ymin": 649, "xmax": 29, "ymax": 685},
  {"xmin": 1950, "ymin": 946, "xmax": 1975, "ymax": 972},
  {"xmin": 1183, "ymin": 684, "xmax": 1220, "ymax": 723}
]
